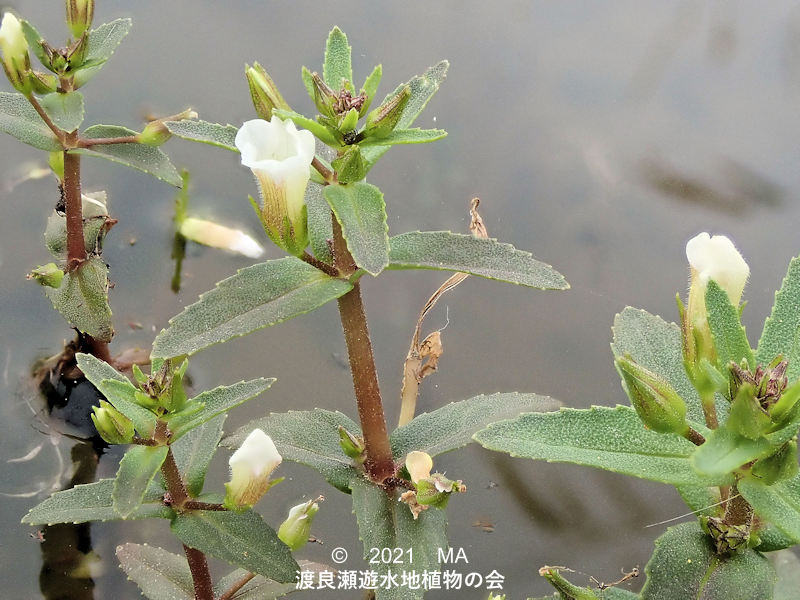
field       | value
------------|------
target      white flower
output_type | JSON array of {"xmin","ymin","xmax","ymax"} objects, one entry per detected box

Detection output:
[
  {"xmin": 685, "ymin": 232, "xmax": 750, "ymax": 364},
  {"xmin": 224, "ymin": 429, "xmax": 282, "ymax": 509},
  {"xmin": 235, "ymin": 118, "xmax": 315, "ymax": 256},
  {"xmin": 0, "ymin": 13, "xmax": 30, "ymax": 92},
  {"xmin": 405, "ymin": 451, "xmax": 433, "ymax": 484},
  {"xmin": 686, "ymin": 232, "xmax": 749, "ymax": 306},
  {"xmin": 179, "ymin": 217, "xmax": 264, "ymax": 259}
]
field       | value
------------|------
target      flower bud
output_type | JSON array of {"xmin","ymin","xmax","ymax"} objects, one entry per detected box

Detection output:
[
  {"xmin": 616, "ymin": 354, "xmax": 689, "ymax": 435},
  {"xmin": 139, "ymin": 109, "xmax": 198, "ymax": 146},
  {"xmin": 179, "ymin": 217, "xmax": 264, "ymax": 259},
  {"xmin": 224, "ymin": 429, "xmax": 282, "ymax": 510},
  {"xmin": 415, "ymin": 474, "xmax": 465, "ymax": 509},
  {"xmin": 65, "ymin": 0, "xmax": 94, "ymax": 39},
  {"xmin": 246, "ymin": 62, "xmax": 289, "ymax": 120},
  {"xmin": 28, "ymin": 262, "xmax": 64, "ymax": 288},
  {"xmin": 0, "ymin": 13, "xmax": 31, "ymax": 94},
  {"xmin": 91, "ymin": 400, "xmax": 135, "ymax": 445},
  {"xmin": 364, "ymin": 85, "xmax": 410, "ymax": 139},
  {"xmin": 338, "ymin": 426, "xmax": 366, "ymax": 462},
  {"xmin": 278, "ymin": 497, "xmax": 322, "ymax": 551},
  {"xmin": 685, "ymin": 233, "xmax": 749, "ymax": 364},
  {"xmin": 235, "ymin": 118, "xmax": 315, "ymax": 256}
]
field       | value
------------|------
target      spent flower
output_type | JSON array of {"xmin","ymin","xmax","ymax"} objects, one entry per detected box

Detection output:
[{"xmin": 235, "ymin": 118, "xmax": 315, "ymax": 256}]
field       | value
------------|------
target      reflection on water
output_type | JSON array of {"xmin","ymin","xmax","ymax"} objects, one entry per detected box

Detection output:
[{"xmin": 2, "ymin": 1, "xmax": 800, "ymax": 598}]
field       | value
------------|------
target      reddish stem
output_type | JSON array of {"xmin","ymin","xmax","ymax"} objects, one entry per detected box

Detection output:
[
  {"xmin": 78, "ymin": 135, "xmax": 140, "ymax": 147},
  {"xmin": 183, "ymin": 544, "xmax": 214, "ymax": 600},
  {"xmin": 218, "ymin": 573, "xmax": 256, "ymax": 600},
  {"xmin": 63, "ymin": 151, "xmax": 87, "ymax": 271},
  {"xmin": 332, "ymin": 218, "xmax": 395, "ymax": 483}
]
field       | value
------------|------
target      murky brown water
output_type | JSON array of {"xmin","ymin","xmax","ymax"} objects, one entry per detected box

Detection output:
[{"xmin": 2, "ymin": 1, "xmax": 800, "ymax": 598}]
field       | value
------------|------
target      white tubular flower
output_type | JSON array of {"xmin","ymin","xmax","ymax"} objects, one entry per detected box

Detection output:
[
  {"xmin": 686, "ymin": 233, "xmax": 750, "ymax": 306},
  {"xmin": 179, "ymin": 217, "xmax": 264, "ymax": 259},
  {"xmin": 0, "ymin": 13, "xmax": 31, "ymax": 93},
  {"xmin": 235, "ymin": 118, "xmax": 315, "ymax": 256},
  {"xmin": 224, "ymin": 429, "xmax": 282, "ymax": 509},
  {"xmin": 405, "ymin": 451, "xmax": 433, "ymax": 484},
  {"xmin": 685, "ymin": 232, "xmax": 750, "ymax": 363}
]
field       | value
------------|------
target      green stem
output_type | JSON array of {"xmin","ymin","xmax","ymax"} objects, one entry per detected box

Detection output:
[{"xmin": 332, "ymin": 218, "xmax": 394, "ymax": 483}]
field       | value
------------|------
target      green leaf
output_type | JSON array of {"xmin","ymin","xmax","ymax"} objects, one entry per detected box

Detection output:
[
  {"xmin": 0, "ymin": 92, "xmax": 61, "ymax": 150},
  {"xmin": 39, "ymin": 92, "xmax": 84, "ymax": 132},
  {"xmin": 113, "ymin": 445, "xmax": 169, "ymax": 518},
  {"xmin": 772, "ymin": 549, "xmax": 800, "ymax": 600},
  {"xmin": 272, "ymin": 108, "xmax": 338, "ymax": 146},
  {"xmin": 330, "ymin": 145, "xmax": 366, "ymax": 183},
  {"xmin": 45, "ymin": 195, "xmax": 110, "ymax": 258},
  {"xmin": 72, "ymin": 18, "xmax": 132, "ymax": 86},
  {"xmin": 361, "ymin": 60, "xmax": 448, "ymax": 171},
  {"xmin": 351, "ymin": 477, "xmax": 447, "ymax": 600},
  {"xmin": 74, "ymin": 354, "xmax": 157, "ymax": 437},
  {"xmin": 360, "ymin": 64, "xmax": 382, "ymax": 110},
  {"xmin": 171, "ymin": 414, "xmax": 226, "ymax": 497},
  {"xmin": 171, "ymin": 510, "xmax": 298, "ymax": 582},
  {"xmin": 301, "ymin": 66, "xmax": 315, "ymax": 101},
  {"xmin": 324, "ymin": 182, "xmax": 389, "ymax": 275},
  {"xmin": 359, "ymin": 128, "xmax": 447, "ymax": 146},
  {"xmin": 392, "ymin": 392, "xmax": 560, "ymax": 459},
  {"xmin": 44, "ymin": 256, "xmax": 113, "ymax": 342},
  {"xmin": 691, "ymin": 427, "xmax": 774, "ymax": 479},
  {"xmin": 323, "ymin": 27, "xmax": 352, "ymax": 89},
  {"xmin": 640, "ymin": 522, "xmax": 775, "ymax": 600},
  {"xmin": 705, "ymin": 279, "xmax": 754, "ymax": 372},
  {"xmin": 388, "ymin": 231, "xmax": 568, "ymax": 290},
  {"xmin": 306, "ymin": 183, "xmax": 334, "ymax": 263},
  {"xmin": 152, "ymin": 257, "xmax": 352, "ymax": 358},
  {"xmin": 474, "ymin": 405, "xmax": 728, "ymax": 486},
  {"xmin": 22, "ymin": 479, "xmax": 171, "ymax": 525},
  {"xmin": 75, "ymin": 125, "xmax": 181, "ymax": 186},
  {"xmin": 169, "ymin": 378, "xmax": 274, "ymax": 439},
  {"xmin": 757, "ymin": 257, "xmax": 800, "ymax": 382},
  {"xmin": 739, "ymin": 475, "xmax": 800, "ymax": 544},
  {"xmin": 165, "ymin": 120, "xmax": 238, "ymax": 152},
  {"xmin": 223, "ymin": 409, "xmax": 362, "ymax": 492},
  {"xmin": 612, "ymin": 307, "xmax": 726, "ymax": 430},
  {"xmin": 116, "ymin": 543, "xmax": 194, "ymax": 600},
  {"xmin": 20, "ymin": 20, "xmax": 49, "ymax": 70}
]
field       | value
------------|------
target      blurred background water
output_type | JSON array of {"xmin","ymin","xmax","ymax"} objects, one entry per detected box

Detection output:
[{"xmin": 2, "ymin": 1, "xmax": 800, "ymax": 598}]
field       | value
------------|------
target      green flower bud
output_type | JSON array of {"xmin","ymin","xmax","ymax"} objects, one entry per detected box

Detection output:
[
  {"xmin": 91, "ymin": 400, "xmax": 135, "ymax": 445},
  {"xmin": 415, "ymin": 474, "xmax": 465, "ymax": 508},
  {"xmin": 65, "ymin": 0, "xmax": 94, "ymax": 39},
  {"xmin": 246, "ymin": 62, "xmax": 289, "ymax": 120},
  {"xmin": 224, "ymin": 429, "xmax": 283, "ymax": 510},
  {"xmin": 310, "ymin": 71, "xmax": 339, "ymax": 117},
  {"xmin": 364, "ymin": 85, "xmax": 410, "ymax": 139},
  {"xmin": 0, "ymin": 13, "xmax": 31, "ymax": 94},
  {"xmin": 338, "ymin": 426, "xmax": 365, "ymax": 462},
  {"xmin": 278, "ymin": 497, "xmax": 322, "ymax": 551},
  {"xmin": 28, "ymin": 263, "xmax": 64, "ymax": 288},
  {"xmin": 616, "ymin": 354, "xmax": 688, "ymax": 435},
  {"xmin": 139, "ymin": 109, "xmax": 198, "ymax": 146}
]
